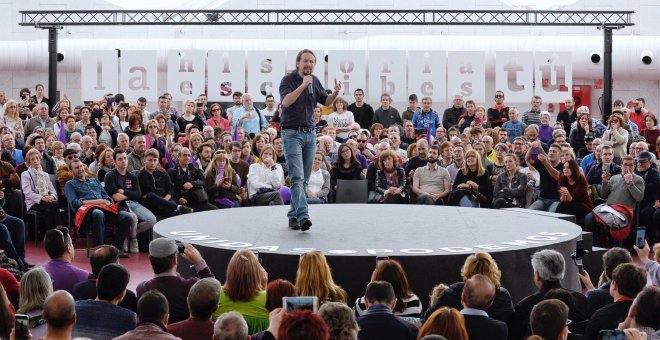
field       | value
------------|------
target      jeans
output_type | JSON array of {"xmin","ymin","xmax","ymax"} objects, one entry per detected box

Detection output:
[
  {"xmin": 528, "ymin": 197, "xmax": 560, "ymax": 213},
  {"xmin": 143, "ymin": 192, "xmax": 178, "ymax": 218},
  {"xmin": 0, "ymin": 215, "xmax": 25, "ymax": 267},
  {"xmin": 126, "ymin": 201, "xmax": 157, "ymax": 234},
  {"xmin": 281, "ymin": 129, "xmax": 317, "ymax": 220},
  {"xmin": 90, "ymin": 209, "xmax": 132, "ymax": 248},
  {"xmin": 459, "ymin": 196, "xmax": 479, "ymax": 208}
]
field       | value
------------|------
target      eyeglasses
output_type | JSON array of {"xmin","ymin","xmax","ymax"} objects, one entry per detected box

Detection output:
[
  {"xmin": 211, "ymin": 108, "xmax": 220, "ymax": 112},
  {"xmin": 349, "ymin": 135, "xmax": 358, "ymax": 139},
  {"xmin": 357, "ymin": 140, "xmax": 367, "ymax": 143},
  {"xmin": 148, "ymin": 125, "xmax": 157, "ymax": 129},
  {"xmin": 494, "ymin": 95, "xmax": 504, "ymax": 98},
  {"xmin": 65, "ymin": 155, "xmax": 80, "ymax": 160}
]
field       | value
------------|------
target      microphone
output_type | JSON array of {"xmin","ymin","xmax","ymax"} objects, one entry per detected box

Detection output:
[{"xmin": 308, "ymin": 83, "xmax": 313, "ymax": 95}]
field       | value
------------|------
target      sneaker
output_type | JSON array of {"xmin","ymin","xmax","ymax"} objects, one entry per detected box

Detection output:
[
  {"xmin": 288, "ymin": 218, "xmax": 300, "ymax": 230},
  {"xmin": 129, "ymin": 238, "xmax": 139, "ymax": 253},
  {"xmin": 123, "ymin": 239, "xmax": 129, "ymax": 252},
  {"xmin": 178, "ymin": 205, "xmax": 194, "ymax": 214},
  {"xmin": 300, "ymin": 218, "xmax": 312, "ymax": 232}
]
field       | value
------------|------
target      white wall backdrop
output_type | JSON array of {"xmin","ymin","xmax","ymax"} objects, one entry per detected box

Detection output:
[{"xmin": 2, "ymin": 0, "xmax": 660, "ymax": 119}]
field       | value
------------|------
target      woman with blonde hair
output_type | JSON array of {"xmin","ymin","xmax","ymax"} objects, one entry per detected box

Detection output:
[
  {"xmin": 214, "ymin": 249, "xmax": 269, "ymax": 333},
  {"xmin": 16, "ymin": 268, "xmax": 53, "ymax": 339},
  {"xmin": 423, "ymin": 252, "xmax": 514, "ymax": 324},
  {"xmin": 2, "ymin": 99, "xmax": 25, "ymax": 144},
  {"xmin": 96, "ymin": 147, "xmax": 116, "ymax": 185},
  {"xmin": 177, "ymin": 99, "xmax": 205, "ymax": 138},
  {"xmin": 418, "ymin": 307, "xmax": 469, "ymax": 340},
  {"xmin": 205, "ymin": 151, "xmax": 240, "ymax": 208},
  {"xmin": 295, "ymin": 251, "xmax": 348, "ymax": 305},
  {"xmin": 450, "ymin": 149, "xmax": 491, "ymax": 207}
]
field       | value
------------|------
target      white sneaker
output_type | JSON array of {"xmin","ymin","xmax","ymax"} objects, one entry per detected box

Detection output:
[
  {"xmin": 123, "ymin": 239, "xmax": 129, "ymax": 252},
  {"xmin": 129, "ymin": 238, "xmax": 139, "ymax": 253}
]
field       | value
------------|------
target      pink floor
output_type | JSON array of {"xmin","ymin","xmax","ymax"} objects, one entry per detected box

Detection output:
[{"xmin": 24, "ymin": 240, "xmax": 153, "ymax": 291}]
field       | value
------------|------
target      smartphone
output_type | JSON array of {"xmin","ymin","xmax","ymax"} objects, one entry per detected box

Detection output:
[
  {"xmin": 14, "ymin": 314, "xmax": 28, "ymax": 340},
  {"xmin": 106, "ymin": 98, "xmax": 115, "ymax": 107},
  {"xmin": 575, "ymin": 239, "xmax": 585, "ymax": 260},
  {"xmin": 121, "ymin": 103, "xmax": 129, "ymax": 109},
  {"xmin": 376, "ymin": 256, "xmax": 389, "ymax": 265},
  {"xmin": 530, "ymin": 147, "xmax": 542, "ymax": 162},
  {"xmin": 598, "ymin": 329, "xmax": 626, "ymax": 340},
  {"xmin": 604, "ymin": 163, "xmax": 611, "ymax": 175},
  {"xmin": 174, "ymin": 240, "xmax": 185, "ymax": 254},
  {"xmin": 636, "ymin": 227, "xmax": 646, "ymax": 249},
  {"xmin": 283, "ymin": 296, "xmax": 318, "ymax": 313}
]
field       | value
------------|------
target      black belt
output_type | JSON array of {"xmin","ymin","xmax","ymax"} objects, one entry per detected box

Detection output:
[{"xmin": 283, "ymin": 127, "xmax": 315, "ymax": 133}]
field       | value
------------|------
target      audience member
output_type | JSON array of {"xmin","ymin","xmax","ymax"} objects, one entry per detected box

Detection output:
[
  {"xmin": 634, "ymin": 241, "xmax": 660, "ymax": 287},
  {"xmin": 40, "ymin": 290, "xmax": 77, "ymax": 340},
  {"xmin": 16, "ymin": 268, "xmax": 53, "ymax": 339},
  {"xmin": 168, "ymin": 278, "xmax": 221, "ymax": 340},
  {"xmin": 71, "ymin": 245, "xmax": 138, "ymax": 312},
  {"xmin": 578, "ymin": 247, "xmax": 633, "ymax": 316},
  {"xmin": 459, "ymin": 274, "xmax": 507, "ymax": 340},
  {"xmin": 295, "ymin": 250, "xmax": 348, "ymax": 305},
  {"xmin": 213, "ymin": 311, "xmax": 249, "ymax": 340},
  {"xmin": 318, "ymin": 302, "xmax": 359, "ymax": 340},
  {"xmin": 616, "ymin": 287, "xmax": 660, "ymax": 339},
  {"xmin": 42, "ymin": 227, "xmax": 89, "ymax": 293},
  {"xmin": 72, "ymin": 263, "xmax": 137, "ymax": 339},
  {"xmin": 418, "ymin": 307, "xmax": 469, "ymax": 340},
  {"xmin": 356, "ymin": 281, "xmax": 418, "ymax": 340},
  {"xmin": 115, "ymin": 289, "xmax": 180, "ymax": 340},
  {"xmin": 529, "ymin": 299, "xmax": 570, "ymax": 340},
  {"xmin": 137, "ymin": 238, "xmax": 214, "ymax": 324}
]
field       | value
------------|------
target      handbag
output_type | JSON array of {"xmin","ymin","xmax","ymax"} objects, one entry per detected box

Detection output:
[{"xmin": 189, "ymin": 187, "xmax": 209, "ymax": 203}]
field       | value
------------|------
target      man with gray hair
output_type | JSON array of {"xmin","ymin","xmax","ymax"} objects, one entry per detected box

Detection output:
[
  {"xmin": 213, "ymin": 311, "xmax": 249, "ymax": 340},
  {"xmin": 231, "ymin": 93, "xmax": 268, "ymax": 137},
  {"xmin": 168, "ymin": 277, "xmax": 221, "ymax": 340},
  {"xmin": 509, "ymin": 249, "xmax": 588, "ymax": 340},
  {"xmin": 24, "ymin": 102, "xmax": 55, "ymax": 136}
]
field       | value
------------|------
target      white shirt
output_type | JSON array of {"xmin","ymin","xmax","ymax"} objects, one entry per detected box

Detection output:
[
  {"xmin": 308, "ymin": 169, "xmax": 324, "ymax": 194},
  {"xmin": 327, "ymin": 111, "xmax": 355, "ymax": 139},
  {"xmin": 247, "ymin": 162, "xmax": 284, "ymax": 197}
]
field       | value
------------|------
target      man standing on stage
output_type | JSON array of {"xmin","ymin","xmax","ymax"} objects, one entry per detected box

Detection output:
[{"xmin": 280, "ymin": 49, "xmax": 340, "ymax": 231}]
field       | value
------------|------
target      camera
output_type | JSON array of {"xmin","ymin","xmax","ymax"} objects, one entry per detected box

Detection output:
[{"xmin": 175, "ymin": 240, "xmax": 185, "ymax": 254}]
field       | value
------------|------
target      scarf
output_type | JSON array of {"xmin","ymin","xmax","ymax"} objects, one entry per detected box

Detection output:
[{"xmin": 384, "ymin": 168, "xmax": 399, "ymax": 188}]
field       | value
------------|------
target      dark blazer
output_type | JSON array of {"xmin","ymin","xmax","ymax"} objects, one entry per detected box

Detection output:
[
  {"xmin": 509, "ymin": 281, "xmax": 588, "ymax": 340},
  {"xmin": 423, "ymin": 281, "xmax": 514, "ymax": 325},
  {"xmin": 357, "ymin": 305, "xmax": 418, "ymax": 340},
  {"xmin": 375, "ymin": 167, "xmax": 407, "ymax": 196},
  {"xmin": 463, "ymin": 313, "xmax": 508, "ymax": 340}
]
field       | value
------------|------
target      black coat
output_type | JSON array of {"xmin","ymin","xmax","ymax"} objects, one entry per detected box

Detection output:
[
  {"xmin": 423, "ymin": 281, "xmax": 514, "ymax": 325},
  {"xmin": 357, "ymin": 306, "xmax": 418, "ymax": 340},
  {"xmin": 463, "ymin": 313, "xmax": 508, "ymax": 340}
]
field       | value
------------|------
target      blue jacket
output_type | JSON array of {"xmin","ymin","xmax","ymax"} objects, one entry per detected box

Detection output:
[
  {"xmin": 412, "ymin": 110, "xmax": 440, "ymax": 137},
  {"xmin": 64, "ymin": 177, "xmax": 111, "ymax": 210}
]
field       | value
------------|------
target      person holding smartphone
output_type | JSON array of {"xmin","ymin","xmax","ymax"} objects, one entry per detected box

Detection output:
[{"xmin": 205, "ymin": 151, "xmax": 241, "ymax": 208}]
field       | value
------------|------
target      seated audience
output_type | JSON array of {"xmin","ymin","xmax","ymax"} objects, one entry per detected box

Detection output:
[
  {"xmin": 0, "ymin": 203, "xmax": 28, "ymax": 270},
  {"xmin": 526, "ymin": 142, "xmax": 563, "ymax": 212},
  {"xmin": 330, "ymin": 143, "xmax": 363, "ymax": 192},
  {"xmin": 115, "ymin": 290, "xmax": 179, "ymax": 340},
  {"xmin": 72, "ymin": 263, "xmax": 137, "ymax": 339},
  {"xmin": 585, "ymin": 263, "xmax": 647, "ymax": 340},
  {"xmin": 137, "ymin": 238, "xmax": 214, "ymax": 324},
  {"xmin": 419, "ymin": 307, "xmax": 469, "ymax": 340},
  {"xmin": 616, "ymin": 287, "xmax": 660, "ymax": 338},
  {"xmin": 459, "ymin": 274, "xmax": 507, "ymax": 340},
  {"xmin": 295, "ymin": 250, "xmax": 348, "ymax": 305},
  {"xmin": 64, "ymin": 158, "xmax": 132, "ymax": 254},
  {"xmin": 42, "ymin": 227, "xmax": 90, "ymax": 293},
  {"xmin": 578, "ymin": 247, "xmax": 633, "ymax": 316},
  {"xmin": 307, "ymin": 151, "xmax": 331, "ymax": 204},
  {"xmin": 139, "ymin": 148, "xmax": 193, "ymax": 217},
  {"xmin": 529, "ymin": 299, "xmax": 571, "ymax": 340},
  {"xmin": 213, "ymin": 249, "xmax": 269, "ymax": 334},
  {"xmin": 247, "ymin": 145, "xmax": 285, "ymax": 206},
  {"xmin": 634, "ymin": 241, "xmax": 660, "ymax": 287},
  {"xmin": 16, "ymin": 268, "xmax": 53, "ymax": 339},
  {"xmin": 71, "ymin": 245, "xmax": 138, "ymax": 312},
  {"xmin": 213, "ymin": 311, "xmax": 249, "ymax": 340},
  {"xmin": 356, "ymin": 281, "xmax": 418, "ymax": 340},
  {"xmin": 318, "ymin": 302, "xmax": 359, "ymax": 340},
  {"xmin": 412, "ymin": 144, "xmax": 451, "ymax": 205},
  {"xmin": 510, "ymin": 249, "xmax": 588, "ymax": 340},
  {"xmin": 375, "ymin": 150, "xmax": 408, "ymax": 204},
  {"xmin": 424, "ymin": 252, "xmax": 514, "ymax": 324},
  {"xmin": 167, "ymin": 147, "xmax": 219, "ymax": 212},
  {"xmin": 21, "ymin": 148, "xmax": 61, "ymax": 232},
  {"xmin": 40, "ymin": 290, "xmax": 77, "ymax": 340},
  {"xmin": 492, "ymin": 153, "xmax": 528, "ymax": 208},
  {"xmin": 354, "ymin": 259, "xmax": 422, "ymax": 323},
  {"xmin": 168, "ymin": 278, "xmax": 221, "ymax": 340},
  {"xmin": 204, "ymin": 150, "xmax": 241, "ymax": 208},
  {"xmin": 451, "ymin": 149, "xmax": 491, "ymax": 207},
  {"xmin": 555, "ymin": 159, "xmax": 593, "ymax": 225}
]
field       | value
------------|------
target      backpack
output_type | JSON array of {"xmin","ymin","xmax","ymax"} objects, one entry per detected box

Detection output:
[{"xmin": 591, "ymin": 203, "xmax": 634, "ymax": 241}]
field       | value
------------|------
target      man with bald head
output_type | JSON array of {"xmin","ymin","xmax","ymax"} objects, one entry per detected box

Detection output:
[
  {"xmin": 461, "ymin": 274, "xmax": 508, "ymax": 340},
  {"xmin": 42, "ymin": 290, "xmax": 77, "ymax": 339},
  {"xmin": 404, "ymin": 139, "xmax": 429, "ymax": 180}
]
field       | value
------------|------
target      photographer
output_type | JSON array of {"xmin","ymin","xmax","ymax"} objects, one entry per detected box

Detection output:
[{"xmin": 136, "ymin": 238, "xmax": 215, "ymax": 324}]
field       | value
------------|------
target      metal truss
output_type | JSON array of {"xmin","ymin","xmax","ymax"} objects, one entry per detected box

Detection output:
[{"xmin": 19, "ymin": 10, "xmax": 634, "ymax": 27}]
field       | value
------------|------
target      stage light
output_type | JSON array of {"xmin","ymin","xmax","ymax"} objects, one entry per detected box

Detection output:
[{"xmin": 641, "ymin": 50, "xmax": 653, "ymax": 65}]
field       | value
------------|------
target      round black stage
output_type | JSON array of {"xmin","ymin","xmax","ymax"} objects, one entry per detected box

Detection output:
[{"xmin": 155, "ymin": 204, "xmax": 582, "ymax": 306}]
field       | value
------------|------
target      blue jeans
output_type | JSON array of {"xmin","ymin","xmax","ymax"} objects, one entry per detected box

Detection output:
[
  {"xmin": 126, "ymin": 201, "xmax": 157, "ymax": 234},
  {"xmin": 90, "ymin": 209, "xmax": 132, "ymax": 248},
  {"xmin": 0, "ymin": 215, "xmax": 25, "ymax": 267},
  {"xmin": 459, "ymin": 196, "xmax": 479, "ymax": 208},
  {"xmin": 528, "ymin": 197, "xmax": 559, "ymax": 213},
  {"xmin": 281, "ymin": 129, "xmax": 317, "ymax": 221}
]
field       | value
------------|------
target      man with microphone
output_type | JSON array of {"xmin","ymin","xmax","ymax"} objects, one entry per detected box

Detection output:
[{"xmin": 279, "ymin": 49, "xmax": 340, "ymax": 231}]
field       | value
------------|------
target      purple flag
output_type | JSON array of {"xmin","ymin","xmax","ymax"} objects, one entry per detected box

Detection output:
[{"xmin": 57, "ymin": 123, "xmax": 67, "ymax": 144}]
